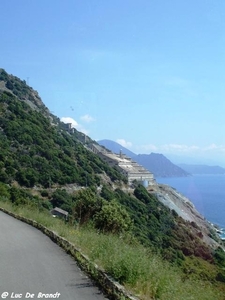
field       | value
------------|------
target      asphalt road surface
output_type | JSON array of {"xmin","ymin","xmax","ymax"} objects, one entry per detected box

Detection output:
[{"xmin": 0, "ymin": 211, "xmax": 108, "ymax": 300}]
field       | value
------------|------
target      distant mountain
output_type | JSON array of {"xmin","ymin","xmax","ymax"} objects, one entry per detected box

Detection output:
[
  {"xmin": 179, "ymin": 164, "xmax": 225, "ymax": 175},
  {"xmin": 135, "ymin": 153, "xmax": 190, "ymax": 178},
  {"xmin": 98, "ymin": 140, "xmax": 190, "ymax": 177},
  {"xmin": 164, "ymin": 153, "xmax": 225, "ymax": 167},
  {"xmin": 98, "ymin": 139, "xmax": 136, "ymax": 158}
]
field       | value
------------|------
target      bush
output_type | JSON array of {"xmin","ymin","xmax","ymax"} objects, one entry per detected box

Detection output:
[
  {"xmin": 0, "ymin": 182, "xmax": 10, "ymax": 199},
  {"xmin": 94, "ymin": 200, "xmax": 132, "ymax": 234}
]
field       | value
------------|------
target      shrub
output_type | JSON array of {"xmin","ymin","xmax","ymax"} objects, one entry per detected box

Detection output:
[{"xmin": 94, "ymin": 200, "xmax": 132, "ymax": 234}]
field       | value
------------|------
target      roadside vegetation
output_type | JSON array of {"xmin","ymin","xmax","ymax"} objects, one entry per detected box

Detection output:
[{"xmin": 0, "ymin": 184, "xmax": 225, "ymax": 300}]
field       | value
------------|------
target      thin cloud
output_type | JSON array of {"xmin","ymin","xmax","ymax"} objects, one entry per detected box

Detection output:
[
  {"xmin": 60, "ymin": 117, "xmax": 78, "ymax": 127},
  {"xmin": 204, "ymin": 144, "xmax": 218, "ymax": 151},
  {"xmin": 116, "ymin": 139, "xmax": 132, "ymax": 148},
  {"xmin": 80, "ymin": 114, "xmax": 95, "ymax": 123},
  {"xmin": 136, "ymin": 143, "xmax": 225, "ymax": 156},
  {"xmin": 136, "ymin": 143, "xmax": 200, "ymax": 154},
  {"xmin": 136, "ymin": 144, "xmax": 158, "ymax": 152},
  {"xmin": 162, "ymin": 144, "xmax": 200, "ymax": 152},
  {"xmin": 203, "ymin": 144, "xmax": 225, "ymax": 152},
  {"xmin": 60, "ymin": 117, "xmax": 89, "ymax": 135}
]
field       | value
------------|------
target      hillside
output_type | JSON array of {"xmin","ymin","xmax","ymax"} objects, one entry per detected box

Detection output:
[
  {"xmin": 0, "ymin": 69, "xmax": 126, "ymax": 188},
  {"xmin": 98, "ymin": 139, "xmax": 189, "ymax": 177},
  {"xmin": 0, "ymin": 69, "xmax": 225, "ymax": 297}
]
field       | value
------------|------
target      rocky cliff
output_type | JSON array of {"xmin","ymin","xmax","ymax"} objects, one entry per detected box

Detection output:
[{"xmin": 148, "ymin": 183, "xmax": 222, "ymax": 251}]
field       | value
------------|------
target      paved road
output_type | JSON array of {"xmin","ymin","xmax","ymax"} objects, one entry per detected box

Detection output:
[{"xmin": 0, "ymin": 211, "xmax": 108, "ymax": 300}]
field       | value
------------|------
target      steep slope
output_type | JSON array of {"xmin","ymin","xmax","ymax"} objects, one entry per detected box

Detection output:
[
  {"xmin": 0, "ymin": 68, "xmax": 50, "ymax": 115},
  {"xmin": 0, "ymin": 69, "xmax": 126, "ymax": 188}
]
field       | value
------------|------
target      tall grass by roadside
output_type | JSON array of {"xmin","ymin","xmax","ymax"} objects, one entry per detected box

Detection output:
[{"xmin": 0, "ymin": 200, "xmax": 223, "ymax": 300}]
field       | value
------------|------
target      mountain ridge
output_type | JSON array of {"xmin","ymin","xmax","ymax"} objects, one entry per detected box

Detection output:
[{"xmin": 179, "ymin": 164, "xmax": 225, "ymax": 175}]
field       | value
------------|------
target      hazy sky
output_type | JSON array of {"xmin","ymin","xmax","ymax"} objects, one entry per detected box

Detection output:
[{"xmin": 1, "ymin": 1, "xmax": 225, "ymax": 165}]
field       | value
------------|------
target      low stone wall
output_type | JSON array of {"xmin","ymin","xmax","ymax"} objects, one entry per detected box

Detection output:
[{"xmin": 0, "ymin": 207, "xmax": 138, "ymax": 300}]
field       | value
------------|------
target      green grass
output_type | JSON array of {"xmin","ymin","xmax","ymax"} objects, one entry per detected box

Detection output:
[{"xmin": 0, "ymin": 200, "xmax": 224, "ymax": 300}]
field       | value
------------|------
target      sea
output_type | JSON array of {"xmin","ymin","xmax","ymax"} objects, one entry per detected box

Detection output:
[{"xmin": 156, "ymin": 174, "xmax": 225, "ymax": 239}]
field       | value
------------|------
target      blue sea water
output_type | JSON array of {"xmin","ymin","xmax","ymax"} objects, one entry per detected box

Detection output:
[{"xmin": 156, "ymin": 175, "xmax": 225, "ymax": 230}]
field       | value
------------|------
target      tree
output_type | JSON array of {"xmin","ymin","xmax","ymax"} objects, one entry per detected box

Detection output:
[{"xmin": 51, "ymin": 189, "xmax": 72, "ymax": 208}]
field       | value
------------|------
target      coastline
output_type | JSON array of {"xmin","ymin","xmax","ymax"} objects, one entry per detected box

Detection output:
[
  {"xmin": 209, "ymin": 222, "xmax": 225, "ymax": 241},
  {"xmin": 218, "ymin": 229, "xmax": 225, "ymax": 241},
  {"xmin": 156, "ymin": 174, "xmax": 225, "ymax": 229}
]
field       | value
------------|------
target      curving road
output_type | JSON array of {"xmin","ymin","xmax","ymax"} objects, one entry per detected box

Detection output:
[{"xmin": 0, "ymin": 211, "xmax": 108, "ymax": 300}]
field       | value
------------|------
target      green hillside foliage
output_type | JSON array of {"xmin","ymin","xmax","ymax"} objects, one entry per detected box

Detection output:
[
  {"xmin": 106, "ymin": 185, "xmax": 215, "ymax": 267},
  {"xmin": 0, "ymin": 91, "xmax": 126, "ymax": 188}
]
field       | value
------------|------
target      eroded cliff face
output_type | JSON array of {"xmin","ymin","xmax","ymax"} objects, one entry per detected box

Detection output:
[
  {"xmin": 0, "ymin": 68, "xmax": 51, "ymax": 117},
  {"xmin": 148, "ymin": 184, "xmax": 222, "ymax": 250}
]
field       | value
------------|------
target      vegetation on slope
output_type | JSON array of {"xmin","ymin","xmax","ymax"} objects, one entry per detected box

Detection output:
[
  {"xmin": 0, "ymin": 195, "xmax": 224, "ymax": 300},
  {"xmin": 0, "ymin": 91, "xmax": 126, "ymax": 188}
]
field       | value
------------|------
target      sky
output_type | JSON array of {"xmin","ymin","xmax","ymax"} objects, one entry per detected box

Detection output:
[{"xmin": 1, "ymin": 0, "xmax": 225, "ymax": 166}]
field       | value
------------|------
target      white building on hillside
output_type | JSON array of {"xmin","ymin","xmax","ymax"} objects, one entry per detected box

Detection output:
[{"xmin": 91, "ymin": 144, "xmax": 155, "ymax": 186}]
